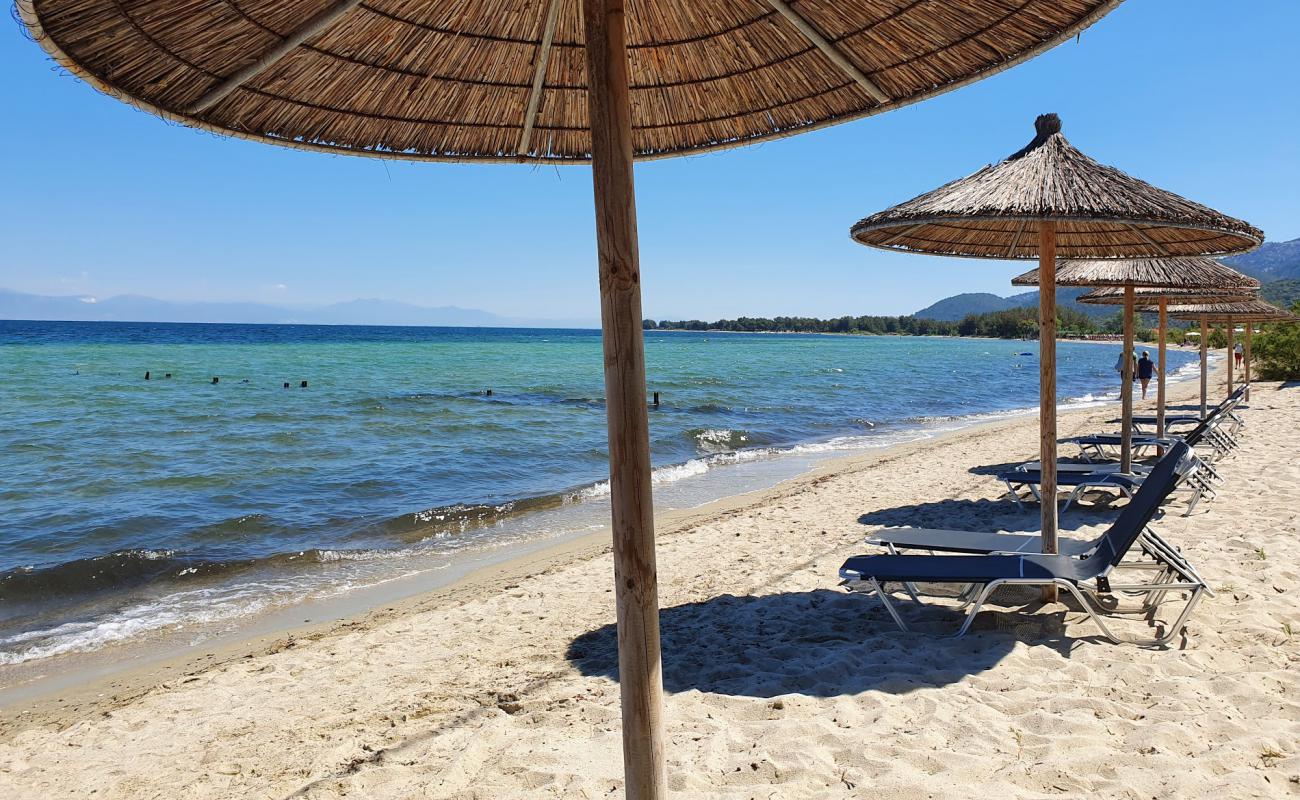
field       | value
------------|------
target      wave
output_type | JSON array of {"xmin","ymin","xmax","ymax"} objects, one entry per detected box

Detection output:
[{"xmin": 687, "ymin": 427, "xmax": 751, "ymax": 452}]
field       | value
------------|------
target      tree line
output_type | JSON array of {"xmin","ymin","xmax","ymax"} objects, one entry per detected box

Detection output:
[{"xmin": 644, "ymin": 306, "xmax": 1168, "ymax": 340}]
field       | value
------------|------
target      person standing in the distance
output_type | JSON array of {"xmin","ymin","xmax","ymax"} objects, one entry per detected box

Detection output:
[
  {"xmin": 1234, "ymin": 340, "xmax": 1244, "ymax": 368},
  {"xmin": 1137, "ymin": 350, "xmax": 1156, "ymax": 400}
]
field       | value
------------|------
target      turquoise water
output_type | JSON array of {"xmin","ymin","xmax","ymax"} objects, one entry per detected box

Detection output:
[{"xmin": 0, "ymin": 321, "xmax": 1197, "ymax": 665}]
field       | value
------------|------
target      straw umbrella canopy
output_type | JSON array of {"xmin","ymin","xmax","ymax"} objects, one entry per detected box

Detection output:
[
  {"xmin": 1172, "ymin": 300, "xmax": 1298, "ymax": 405},
  {"xmin": 1012, "ymin": 258, "xmax": 1259, "ymax": 470},
  {"xmin": 17, "ymin": 1, "xmax": 1140, "ymax": 794},
  {"xmin": 1077, "ymin": 282, "xmax": 1259, "ymax": 428},
  {"xmin": 850, "ymin": 115, "xmax": 1261, "ymax": 578}
]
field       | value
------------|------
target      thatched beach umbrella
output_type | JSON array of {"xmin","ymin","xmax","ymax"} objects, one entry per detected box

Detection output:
[
  {"xmin": 1172, "ymin": 300, "xmax": 1297, "ymax": 406},
  {"xmin": 851, "ymin": 115, "xmax": 1260, "ymax": 579},
  {"xmin": 17, "ymin": 0, "xmax": 1138, "ymax": 792},
  {"xmin": 1011, "ymin": 258, "xmax": 1258, "ymax": 471},
  {"xmin": 1076, "ymin": 282, "xmax": 1257, "ymax": 436}
]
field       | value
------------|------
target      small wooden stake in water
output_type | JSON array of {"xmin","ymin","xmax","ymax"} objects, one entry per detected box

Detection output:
[
  {"xmin": 144, "ymin": 371, "xmax": 151, "ymax": 380},
  {"xmin": 301, "ymin": 380, "xmax": 308, "ymax": 389},
  {"xmin": 212, "ymin": 377, "xmax": 220, "ymax": 385},
  {"xmin": 652, "ymin": 391, "xmax": 660, "ymax": 407}
]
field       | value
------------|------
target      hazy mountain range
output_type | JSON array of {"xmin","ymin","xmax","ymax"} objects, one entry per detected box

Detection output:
[
  {"xmin": 914, "ymin": 237, "xmax": 1300, "ymax": 321},
  {"xmin": 0, "ymin": 289, "xmax": 595, "ymax": 329}
]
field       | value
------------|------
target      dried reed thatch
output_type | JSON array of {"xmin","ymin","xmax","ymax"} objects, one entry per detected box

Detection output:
[
  {"xmin": 1169, "ymin": 299, "xmax": 1298, "ymax": 323},
  {"xmin": 16, "ymin": 0, "xmax": 1123, "ymax": 163},
  {"xmin": 1011, "ymin": 257, "xmax": 1261, "ymax": 289},
  {"xmin": 1077, "ymin": 285, "xmax": 1257, "ymax": 307},
  {"xmin": 851, "ymin": 115, "xmax": 1262, "ymax": 258}
]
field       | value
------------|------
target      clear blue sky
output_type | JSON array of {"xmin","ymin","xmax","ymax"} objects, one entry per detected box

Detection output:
[{"xmin": 1, "ymin": 0, "xmax": 1297, "ymax": 323}]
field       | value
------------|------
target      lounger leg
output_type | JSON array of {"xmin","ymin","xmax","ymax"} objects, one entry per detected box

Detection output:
[
  {"xmin": 1003, "ymin": 479, "xmax": 1026, "ymax": 511},
  {"xmin": 1183, "ymin": 482, "xmax": 1205, "ymax": 516},
  {"xmin": 867, "ymin": 578, "xmax": 910, "ymax": 633},
  {"xmin": 953, "ymin": 582, "xmax": 999, "ymax": 638},
  {"xmin": 1062, "ymin": 486, "xmax": 1083, "ymax": 512},
  {"xmin": 880, "ymin": 544, "xmax": 923, "ymax": 603},
  {"xmin": 1064, "ymin": 581, "xmax": 1204, "ymax": 646}
]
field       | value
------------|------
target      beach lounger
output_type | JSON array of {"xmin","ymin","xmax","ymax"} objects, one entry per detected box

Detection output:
[
  {"xmin": 1064, "ymin": 405, "xmax": 1237, "ymax": 463},
  {"xmin": 868, "ymin": 451, "xmax": 1204, "ymax": 563},
  {"xmin": 998, "ymin": 468, "xmax": 1143, "ymax": 511},
  {"xmin": 840, "ymin": 443, "xmax": 1208, "ymax": 646},
  {"xmin": 998, "ymin": 450, "xmax": 1212, "ymax": 515}
]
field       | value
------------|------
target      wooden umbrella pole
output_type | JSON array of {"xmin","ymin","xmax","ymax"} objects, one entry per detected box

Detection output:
[
  {"xmin": 1226, "ymin": 324, "xmax": 1235, "ymax": 398},
  {"xmin": 1199, "ymin": 317, "xmax": 1208, "ymax": 418},
  {"xmin": 1245, "ymin": 325, "xmax": 1253, "ymax": 401},
  {"xmin": 1037, "ymin": 223, "xmax": 1058, "ymax": 603},
  {"xmin": 582, "ymin": 0, "xmax": 666, "ymax": 795},
  {"xmin": 1120, "ymin": 284, "xmax": 1135, "ymax": 473},
  {"xmin": 1156, "ymin": 298, "xmax": 1167, "ymax": 441}
]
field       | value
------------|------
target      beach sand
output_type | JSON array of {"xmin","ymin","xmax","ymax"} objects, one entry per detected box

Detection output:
[{"xmin": 2, "ymin": 374, "xmax": 1297, "ymax": 798}]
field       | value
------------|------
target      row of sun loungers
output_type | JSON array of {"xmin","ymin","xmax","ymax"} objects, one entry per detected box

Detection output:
[
  {"xmin": 996, "ymin": 390, "xmax": 1245, "ymax": 515},
  {"xmin": 837, "ymin": 386, "xmax": 1251, "ymax": 646}
]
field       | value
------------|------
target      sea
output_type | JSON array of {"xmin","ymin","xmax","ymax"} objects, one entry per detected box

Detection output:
[{"xmin": 0, "ymin": 321, "xmax": 1200, "ymax": 670}]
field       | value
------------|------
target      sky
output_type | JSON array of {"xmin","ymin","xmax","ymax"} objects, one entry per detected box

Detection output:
[{"xmin": 1, "ymin": 0, "xmax": 1298, "ymax": 324}]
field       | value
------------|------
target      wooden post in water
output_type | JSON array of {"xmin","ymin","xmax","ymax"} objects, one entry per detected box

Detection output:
[
  {"xmin": 1199, "ymin": 318, "xmax": 1209, "ymax": 418},
  {"xmin": 582, "ymin": 0, "xmax": 666, "ymax": 796},
  {"xmin": 1226, "ymin": 324, "xmax": 1235, "ymax": 398},
  {"xmin": 1244, "ymin": 325, "xmax": 1253, "ymax": 401},
  {"xmin": 1037, "ymin": 223, "xmax": 1058, "ymax": 603},
  {"xmin": 1156, "ymin": 299, "xmax": 1168, "ymax": 441},
  {"xmin": 1120, "ymin": 284, "xmax": 1135, "ymax": 473}
]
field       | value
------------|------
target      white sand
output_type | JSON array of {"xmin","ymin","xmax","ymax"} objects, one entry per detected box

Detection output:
[{"xmin": 1, "ymin": 377, "xmax": 1297, "ymax": 798}]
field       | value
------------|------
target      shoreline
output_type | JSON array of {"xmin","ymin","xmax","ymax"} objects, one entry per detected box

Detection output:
[{"xmin": 0, "ymin": 358, "xmax": 1225, "ymax": 738}]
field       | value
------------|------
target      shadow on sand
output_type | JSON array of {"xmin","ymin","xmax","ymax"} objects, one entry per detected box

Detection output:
[
  {"xmin": 854, "ymin": 495, "xmax": 1120, "ymax": 534},
  {"xmin": 566, "ymin": 589, "xmax": 1026, "ymax": 698}
]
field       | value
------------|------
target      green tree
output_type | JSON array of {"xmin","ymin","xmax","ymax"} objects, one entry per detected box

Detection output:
[{"xmin": 1252, "ymin": 304, "xmax": 1300, "ymax": 380}]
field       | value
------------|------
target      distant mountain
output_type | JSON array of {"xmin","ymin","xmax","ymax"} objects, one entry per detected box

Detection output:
[
  {"xmin": 1260, "ymin": 279, "xmax": 1300, "ymax": 310},
  {"xmin": 0, "ymin": 289, "xmax": 593, "ymax": 328},
  {"xmin": 1223, "ymin": 237, "xmax": 1300, "ymax": 281},
  {"xmin": 912, "ymin": 293, "xmax": 1017, "ymax": 321},
  {"xmin": 914, "ymin": 287, "xmax": 1108, "ymax": 321}
]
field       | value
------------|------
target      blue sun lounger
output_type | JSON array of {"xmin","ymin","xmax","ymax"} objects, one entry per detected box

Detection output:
[
  {"xmin": 997, "ymin": 468, "xmax": 1143, "ymax": 511},
  {"xmin": 839, "ymin": 443, "xmax": 1206, "ymax": 646}
]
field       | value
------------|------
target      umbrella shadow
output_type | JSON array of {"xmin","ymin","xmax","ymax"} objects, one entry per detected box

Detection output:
[{"xmin": 566, "ymin": 590, "xmax": 1022, "ymax": 698}]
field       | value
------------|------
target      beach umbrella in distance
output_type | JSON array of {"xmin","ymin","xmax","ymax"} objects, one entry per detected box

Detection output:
[
  {"xmin": 16, "ymin": 0, "xmax": 1137, "ymax": 793},
  {"xmin": 850, "ymin": 115, "xmax": 1261, "ymax": 584},
  {"xmin": 1171, "ymin": 299, "xmax": 1298, "ymax": 406},
  {"xmin": 1011, "ymin": 258, "xmax": 1259, "ymax": 471},
  {"xmin": 1076, "ymin": 280, "xmax": 1259, "ymax": 433}
]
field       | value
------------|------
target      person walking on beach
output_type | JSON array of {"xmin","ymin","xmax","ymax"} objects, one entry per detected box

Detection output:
[
  {"xmin": 1234, "ymin": 341, "xmax": 1244, "ymax": 368},
  {"xmin": 1115, "ymin": 351, "xmax": 1138, "ymax": 386},
  {"xmin": 1137, "ymin": 350, "xmax": 1155, "ymax": 399}
]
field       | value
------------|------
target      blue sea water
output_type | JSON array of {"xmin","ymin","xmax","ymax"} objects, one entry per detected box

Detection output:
[{"xmin": 0, "ymin": 320, "xmax": 1197, "ymax": 665}]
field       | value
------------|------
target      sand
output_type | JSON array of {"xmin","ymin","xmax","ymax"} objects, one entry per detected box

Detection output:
[{"xmin": 1, "ymin": 374, "xmax": 1297, "ymax": 799}]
